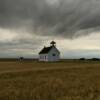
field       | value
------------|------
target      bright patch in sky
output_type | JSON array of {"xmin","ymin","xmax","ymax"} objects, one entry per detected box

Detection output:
[
  {"xmin": 0, "ymin": 28, "xmax": 18, "ymax": 42},
  {"xmin": 46, "ymin": 0, "xmax": 59, "ymax": 5},
  {"xmin": 0, "ymin": 29, "xmax": 100, "ymax": 58}
]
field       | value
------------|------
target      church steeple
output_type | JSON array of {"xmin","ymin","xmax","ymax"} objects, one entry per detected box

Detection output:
[{"xmin": 50, "ymin": 41, "xmax": 56, "ymax": 47}]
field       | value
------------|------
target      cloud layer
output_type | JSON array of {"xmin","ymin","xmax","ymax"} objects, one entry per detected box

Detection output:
[
  {"xmin": 0, "ymin": 0, "xmax": 100, "ymax": 58},
  {"xmin": 0, "ymin": 0, "xmax": 100, "ymax": 38}
]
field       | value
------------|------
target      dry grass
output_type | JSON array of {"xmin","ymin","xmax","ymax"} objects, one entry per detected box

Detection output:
[{"xmin": 0, "ymin": 60, "xmax": 100, "ymax": 100}]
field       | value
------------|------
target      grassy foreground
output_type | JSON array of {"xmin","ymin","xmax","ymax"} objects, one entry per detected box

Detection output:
[{"xmin": 0, "ymin": 60, "xmax": 100, "ymax": 100}]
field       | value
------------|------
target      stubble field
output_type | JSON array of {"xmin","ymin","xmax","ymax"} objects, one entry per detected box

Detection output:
[{"xmin": 0, "ymin": 60, "xmax": 100, "ymax": 100}]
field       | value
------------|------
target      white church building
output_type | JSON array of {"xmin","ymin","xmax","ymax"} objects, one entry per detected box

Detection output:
[{"xmin": 39, "ymin": 41, "xmax": 60, "ymax": 62}]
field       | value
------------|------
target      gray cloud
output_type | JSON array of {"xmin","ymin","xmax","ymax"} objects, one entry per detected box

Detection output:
[
  {"xmin": 0, "ymin": 34, "xmax": 46, "ymax": 58},
  {"xmin": 0, "ymin": 0, "xmax": 100, "ymax": 38}
]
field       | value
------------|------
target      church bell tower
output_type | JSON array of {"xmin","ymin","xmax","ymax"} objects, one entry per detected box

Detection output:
[{"xmin": 50, "ymin": 41, "xmax": 56, "ymax": 47}]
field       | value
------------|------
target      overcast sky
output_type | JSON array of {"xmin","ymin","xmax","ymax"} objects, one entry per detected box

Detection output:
[{"xmin": 0, "ymin": 0, "xmax": 100, "ymax": 58}]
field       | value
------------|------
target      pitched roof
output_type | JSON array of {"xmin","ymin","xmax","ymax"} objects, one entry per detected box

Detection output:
[{"xmin": 39, "ymin": 46, "xmax": 53, "ymax": 54}]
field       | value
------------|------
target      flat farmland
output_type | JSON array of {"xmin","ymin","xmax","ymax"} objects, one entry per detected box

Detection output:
[{"xmin": 0, "ymin": 60, "xmax": 100, "ymax": 100}]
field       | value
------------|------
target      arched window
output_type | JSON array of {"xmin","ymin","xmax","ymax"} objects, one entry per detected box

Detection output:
[
  {"xmin": 45, "ymin": 56, "xmax": 46, "ymax": 59},
  {"xmin": 52, "ymin": 54, "xmax": 56, "ymax": 56}
]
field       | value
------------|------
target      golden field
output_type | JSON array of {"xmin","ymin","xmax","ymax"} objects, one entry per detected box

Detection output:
[{"xmin": 0, "ymin": 60, "xmax": 100, "ymax": 100}]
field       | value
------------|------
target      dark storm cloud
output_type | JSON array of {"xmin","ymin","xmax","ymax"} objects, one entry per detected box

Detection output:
[{"xmin": 0, "ymin": 0, "xmax": 100, "ymax": 38}]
